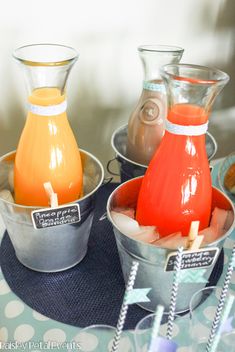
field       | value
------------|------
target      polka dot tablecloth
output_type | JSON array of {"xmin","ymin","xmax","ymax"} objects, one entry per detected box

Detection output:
[
  {"xmin": 1, "ymin": 236, "xmax": 235, "ymax": 351},
  {"xmin": 0, "ymin": 163, "xmax": 235, "ymax": 351},
  {"xmin": 0, "ymin": 265, "xmax": 79, "ymax": 351}
]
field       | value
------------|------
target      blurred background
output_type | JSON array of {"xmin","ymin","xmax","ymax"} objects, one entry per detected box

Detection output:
[{"xmin": 0, "ymin": 0, "xmax": 234, "ymax": 171}]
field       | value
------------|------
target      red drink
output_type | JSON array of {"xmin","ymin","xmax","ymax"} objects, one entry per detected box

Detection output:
[{"xmin": 136, "ymin": 103, "xmax": 212, "ymax": 237}]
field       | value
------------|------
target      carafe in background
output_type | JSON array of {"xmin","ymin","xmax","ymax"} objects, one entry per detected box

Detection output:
[
  {"xmin": 13, "ymin": 44, "xmax": 83, "ymax": 206},
  {"xmin": 136, "ymin": 64, "xmax": 229, "ymax": 236},
  {"xmin": 126, "ymin": 45, "xmax": 184, "ymax": 165}
]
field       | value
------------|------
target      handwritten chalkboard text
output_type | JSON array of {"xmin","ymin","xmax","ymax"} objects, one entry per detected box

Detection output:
[
  {"xmin": 31, "ymin": 204, "xmax": 81, "ymax": 229},
  {"xmin": 165, "ymin": 247, "xmax": 219, "ymax": 272}
]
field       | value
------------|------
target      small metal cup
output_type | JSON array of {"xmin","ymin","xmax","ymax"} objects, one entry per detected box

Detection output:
[
  {"xmin": 108, "ymin": 124, "xmax": 218, "ymax": 182},
  {"xmin": 107, "ymin": 176, "xmax": 235, "ymax": 313},
  {"xmin": 0, "ymin": 150, "xmax": 104, "ymax": 272}
]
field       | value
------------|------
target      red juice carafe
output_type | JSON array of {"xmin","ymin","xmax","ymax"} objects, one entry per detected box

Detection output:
[{"xmin": 136, "ymin": 64, "xmax": 229, "ymax": 237}]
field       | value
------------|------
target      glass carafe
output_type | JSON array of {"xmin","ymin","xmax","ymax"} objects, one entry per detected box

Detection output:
[
  {"xmin": 136, "ymin": 64, "xmax": 229, "ymax": 237},
  {"xmin": 13, "ymin": 44, "xmax": 83, "ymax": 206},
  {"xmin": 126, "ymin": 45, "xmax": 184, "ymax": 165}
]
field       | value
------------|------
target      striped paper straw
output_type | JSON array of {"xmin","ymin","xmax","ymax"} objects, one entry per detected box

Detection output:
[
  {"xmin": 148, "ymin": 304, "xmax": 165, "ymax": 352},
  {"xmin": 210, "ymin": 294, "xmax": 235, "ymax": 352},
  {"xmin": 166, "ymin": 246, "xmax": 184, "ymax": 340},
  {"xmin": 206, "ymin": 244, "xmax": 235, "ymax": 352},
  {"xmin": 110, "ymin": 261, "xmax": 139, "ymax": 352}
]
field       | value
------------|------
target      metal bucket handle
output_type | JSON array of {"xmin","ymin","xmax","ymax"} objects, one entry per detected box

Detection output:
[
  {"xmin": 106, "ymin": 157, "xmax": 119, "ymax": 176},
  {"xmin": 98, "ymin": 176, "xmax": 114, "ymax": 221},
  {"xmin": 102, "ymin": 177, "xmax": 113, "ymax": 186}
]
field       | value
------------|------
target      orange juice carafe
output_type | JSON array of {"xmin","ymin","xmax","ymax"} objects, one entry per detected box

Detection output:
[
  {"xmin": 136, "ymin": 64, "xmax": 229, "ymax": 237},
  {"xmin": 127, "ymin": 45, "xmax": 184, "ymax": 165},
  {"xmin": 13, "ymin": 44, "xmax": 83, "ymax": 206}
]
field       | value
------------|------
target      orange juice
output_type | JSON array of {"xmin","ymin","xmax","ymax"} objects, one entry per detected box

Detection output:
[
  {"xmin": 136, "ymin": 103, "xmax": 212, "ymax": 237},
  {"xmin": 14, "ymin": 87, "xmax": 83, "ymax": 206}
]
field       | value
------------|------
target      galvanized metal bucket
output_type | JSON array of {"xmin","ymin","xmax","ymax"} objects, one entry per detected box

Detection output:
[
  {"xmin": 107, "ymin": 124, "xmax": 218, "ymax": 183},
  {"xmin": 107, "ymin": 177, "xmax": 235, "ymax": 313},
  {"xmin": 0, "ymin": 150, "xmax": 104, "ymax": 272}
]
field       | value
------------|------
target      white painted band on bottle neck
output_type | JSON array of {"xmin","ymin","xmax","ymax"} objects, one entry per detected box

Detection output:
[
  {"xmin": 165, "ymin": 119, "xmax": 209, "ymax": 136},
  {"xmin": 143, "ymin": 81, "xmax": 165, "ymax": 93},
  {"xmin": 28, "ymin": 100, "xmax": 67, "ymax": 116}
]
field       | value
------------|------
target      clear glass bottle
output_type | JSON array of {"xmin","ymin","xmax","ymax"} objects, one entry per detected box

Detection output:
[
  {"xmin": 126, "ymin": 45, "xmax": 184, "ymax": 165},
  {"xmin": 13, "ymin": 44, "xmax": 83, "ymax": 206},
  {"xmin": 136, "ymin": 64, "xmax": 229, "ymax": 237}
]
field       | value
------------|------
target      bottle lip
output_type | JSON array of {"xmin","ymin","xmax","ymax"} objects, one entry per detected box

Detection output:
[
  {"xmin": 138, "ymin": 45, "xmax": 184, "ymax": 54},
  {"xmin": 13, "ymin": 43, "xmax": 79, "ymax": 67},
  {"xmin": 161, "ymin": 63, "xmax": 230, "ymax": 84}
]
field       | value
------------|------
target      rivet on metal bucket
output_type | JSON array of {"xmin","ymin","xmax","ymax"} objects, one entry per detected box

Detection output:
[
  {"xmin": 108, "ymin": 124, "xmax": 218, "ymax": 183},
  {"xmin": 107, "ymin": 176, "xmax": 235, "ymax": 313},
  {"xmin": 0, "ymin": 149, "xmax": 104, "ymax": 273}
]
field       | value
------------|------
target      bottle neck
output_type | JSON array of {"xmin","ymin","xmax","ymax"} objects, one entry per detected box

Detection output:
[
  {"xmin": 28, "ymin": 87, "xmax": 67, "ymax": 116},
  {"xmin": 143, "ymin": 80, "xmax": 165, "ymax": 93},
  {"xmin": 165, "ymin": 104, "xmax": 209, "ymax": 137},
  {"xmin": 165, "ymin": 119, "xmax": 208, "ymax": 136}
]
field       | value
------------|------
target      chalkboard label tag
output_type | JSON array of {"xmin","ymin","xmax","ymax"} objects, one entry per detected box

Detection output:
[
  {"xmin": 165, "ymin": 247, "xmax": 219, "ymax": 272},
  {"xmin": 31, "ymin": 204, "xmax": 81, "ymax": 229}
]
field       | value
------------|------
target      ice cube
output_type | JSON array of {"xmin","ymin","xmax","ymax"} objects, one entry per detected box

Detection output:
[
  {"xmin": 0, "ymin": 189, "xmax": 14, "ymax": 203},
  {"xmin": 154, "ymin": 232, "xmax": 187, "ymax": 249},
  {"xmin": 8, "ymin": 167, "xmax": 14, "ymax": 192},
  {"xmin": 112, "ymin": 207, "xmax": 135, "ymax": 219},
  {"xmin": 224, "ymin": 210, "xmax": 234, "ymax": 231},
  {"xmin": 211, "ymin": 207, "xmax": 229, "ymax": 233},
  {"xmin": 135, "ymin": 226, "xmax": 159, "ymax": 243},
  {"xmin": 200, "ymin": 226, "xmax": 221, "ymax": 245},
  {"xmin": 111, "ymin": 211, "xmax": 158, "ymax": 243},
  {"xmin": 200, "ymin": 207, "xmax": 233, "ymax": 245},
  {"xmin": 111, "ymin": 211, "xmax": 140, "ymax": 236}
]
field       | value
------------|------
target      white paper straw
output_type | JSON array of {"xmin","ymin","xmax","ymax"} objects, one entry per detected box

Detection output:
[{"xmin": 148, "ymin": 304, "xmax": 165, "ymax": 352}]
